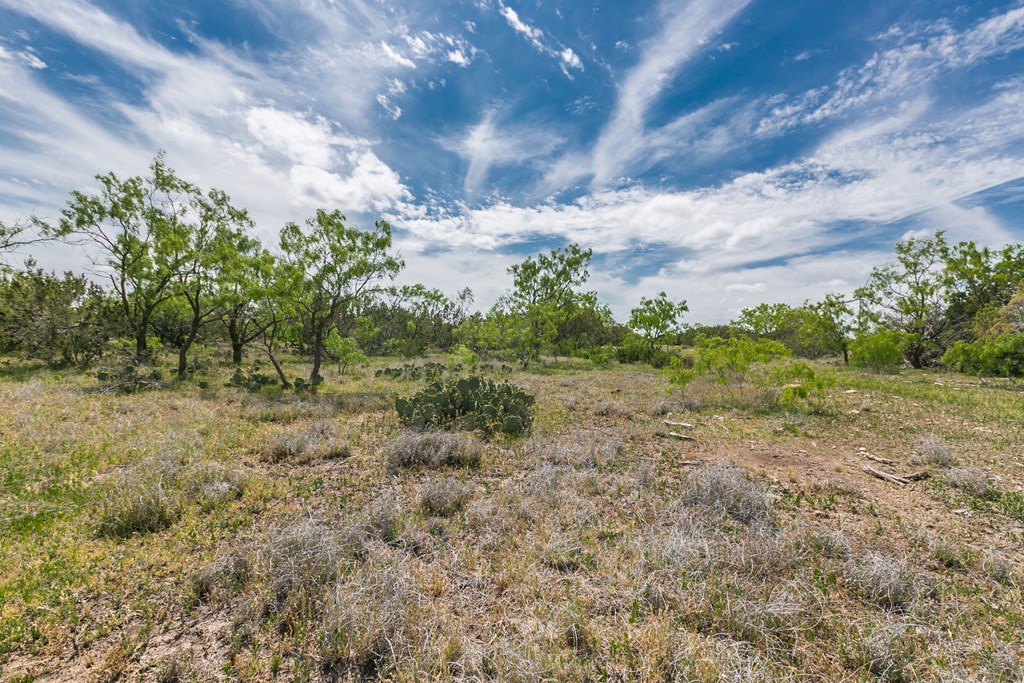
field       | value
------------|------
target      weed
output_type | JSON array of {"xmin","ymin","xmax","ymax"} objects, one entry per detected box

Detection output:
[
  {"xmin": 917, "ymin": 434, "xmax": 954, "ymax": 467},
  {"xmin": 95, "ymin": 461, "xmax": 182, "ymax": 538},
  {"xmin": 595, "ymin": 400, "xmax": 630, "ymax": 418}
]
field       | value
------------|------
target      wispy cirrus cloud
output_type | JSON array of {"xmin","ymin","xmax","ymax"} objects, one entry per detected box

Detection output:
[
  {"xmin": 587, "ymin": 0, "xmax": 753, "ymax": 187},
  {"xmin": 497, "ymin": 2, "xmax": 584, "ymax": 78},
  {"xmin": 757, "ymin": 6, "xmax": 1024, "ymax": 137}
]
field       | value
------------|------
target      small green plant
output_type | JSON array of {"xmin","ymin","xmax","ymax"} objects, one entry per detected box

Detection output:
[{"xmin": 394, "ymin": 376, "xmax": 534, "ymax": 437}]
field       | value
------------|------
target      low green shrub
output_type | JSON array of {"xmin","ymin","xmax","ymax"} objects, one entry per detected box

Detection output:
[
  {"xmin": 849, "ymin": 329, "xmax": 905, "ymax": 372},
  {"xmin": 395, "ymin": 376, "xmax": 534, "ymax": 437},
  {"xmin": 942, "ymin": 333, "xmax": 1024, "ymax": 377}
]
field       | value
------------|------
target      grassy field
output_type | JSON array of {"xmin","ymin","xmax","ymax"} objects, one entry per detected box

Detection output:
[{"xmin": 0, "ymin": 354, "xmax": 1022, "ymax": 682}]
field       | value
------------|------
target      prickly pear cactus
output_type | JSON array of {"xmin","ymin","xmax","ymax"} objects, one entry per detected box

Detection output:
[{"xmin": 394, "ymin": 376, "xmax": 533, "ymax": 437}]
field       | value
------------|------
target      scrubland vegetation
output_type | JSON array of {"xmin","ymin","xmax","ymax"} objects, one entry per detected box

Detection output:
[{"xmin": 1, "ymin": 156, "xmax": 1023, "ymax": 681}]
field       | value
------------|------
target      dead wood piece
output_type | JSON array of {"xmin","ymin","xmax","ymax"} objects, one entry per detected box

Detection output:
[
  {"xmin": 865, "ymin": 453, "xmax": 896, "ymax": 465},
  {"xmin": 902, "ymin": 471, "xmax": 931, "ymax": 481},
  {"xmin": 679, "ymin": 460, "xmax": 700, "ymax": 466},
  {"xmin": 668, "ymin": 432, "xmax": 696, "ymax": 441},
  {"xmin": 663, "ymin": 420, "xmax": 695, "ymax": 429},
  {"xmin": 863, "ymin": 465, "xmax": 909, "ymax": 486}
]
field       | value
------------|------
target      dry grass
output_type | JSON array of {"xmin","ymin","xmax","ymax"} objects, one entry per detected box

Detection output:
[
  {"xmin": 384, "ymin": 431, "xmax": 482, "ymax": 472},
  {"xmin": 944, "ymin": 466, "xmax": 998, "ymax": 499},
  {"xmin": 680, "ymin": 462, "xmax": 774, "ymax": 524},
  {"xmin": 2, "ymin": 357, "xmax": 1024, "ymax": 681},
  {"xmin": 918, "ymin": 433, "xmax": 955, "ymax": 467}
]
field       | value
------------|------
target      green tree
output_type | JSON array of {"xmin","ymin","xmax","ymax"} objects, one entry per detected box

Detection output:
[
  {"xmin": 278, "ymin": 209, "xmax": 403, "ymax": 381},
  {"xmin": 0, "ymin": 262, "xmax": 120, "ymax": 366},
  {"xmin": 942, "ymin": 240, "xmax": 1024, "ymax": 343},
  {"xmin": 734, "ymin": 302, "xmax": 803, "ymax": 345},
  {"xmin": 797, "ymin": 294, "xmax": 855, "ymax": 363},
  {"xmin": 499, "ymin": 243, "xmax": 594, "ymax": 366},
  {"xmin": 856, "ymin": 232, "xmax": 949, "ymax": 368},
  {"xmin": 628, "ymin": 291, "xmax": 688, "ymax": 347},
  {"xmin": 53, "ymin": 153, "xmax": 202, "ymax": 361}
]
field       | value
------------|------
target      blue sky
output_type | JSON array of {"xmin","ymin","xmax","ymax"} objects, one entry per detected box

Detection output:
[{"xmin": 2, "ymin": 0, "xmax": 1024, "ymax": 322}]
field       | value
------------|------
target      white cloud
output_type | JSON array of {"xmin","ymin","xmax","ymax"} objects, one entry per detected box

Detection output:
[
  {"xmin": 381, "ymin": 41, "xmax": 417, "ymax": 69},
  {"xmin": 589, "ymin": 0, "xmax": 753, "ymax": 186},
  {"xmin": 375, "ymin": 94, "xmax": 402, "ymax": 119},
  {"xmin": 757, "ymin": 6, "xmax": 1024, "ymax": 137},
  {"xmin": 447, "ymin": 49, "xmax": 470, "ymax": 66},
  {"xmin": 497, "ymin": 2, "xmax": 583, "ymax": 79},
  {"xmin": 450, "ymin": 109, "xmax": 564, "ymax": 195}
]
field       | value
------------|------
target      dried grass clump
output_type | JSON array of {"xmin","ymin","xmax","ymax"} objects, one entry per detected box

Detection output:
[
  {"xmin": 680, "ymin": 462, "xmax": 773, "ymax": 524},
  {"xmin": 154, "ymin": 652, "xmax": 196, "ymax": 683},
  {"xmin": 944, "ymin": 466, "xmax": 998, "ymax": 500},
  {"xmin": 384, "ymin": 431, "xmax": 482, "ymax": 472},
  {"xmin": 183, "ymin": 462, "xmax": 248, "ymax": 511},
  {"xmin": 192, "ymin": 545, "xmax": 252, "ymax": 602},
  {"xmin": 96, "ymin": 462, "xmax": 182, "ymax": 538},
  {"xmin": 917, "ymin": 434, "xmax": 954, "ymax": 467},
  {"xmin": 416, "ymin": 478, "xmax": 474, "ymax": 517},
  {"xmin": 266, "ymin": 418, "xmax": 348, "ymax": 463},
  {"xmin": 254, "ymin": 519, "xmax": 341, "ymax": 622},
  {"xmin": 981, "ymin": 550, "xmax": 1015, "ymax": 586},
  {"xmin": 317, "ymin": 559, "xmax": 428, "ymax": 679},
  {"xmin": 843, "ymin": 553, "xmax": 920, "ymax": 610},
  {"xmin": 360, "ymin": 494, "xmax": 403, "ymax": 543},
  {"xmin": 652, "ymin": 514, "xmax": 717, "ymax": 578},
  {"xmin": 525, "ymin": 431, "xmax": 623, "ymax": 471},
  {"xmin": 861, "ymin": 622, "xmax": 916, "ymax": 682},
  {"xmin": 595, "ymin": 400, "xmax": 631, "ymax": 418},
  {"xmin": 96, "ymin": 456, "xmax": 249, "ymax": 539}
]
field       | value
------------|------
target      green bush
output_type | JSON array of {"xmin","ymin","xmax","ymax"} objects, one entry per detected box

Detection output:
[
  {"xmin": 614, "ymin": 333, "xmax": 676, "ymax": 368},
  {"xmin": 942, "ymin": 334, "xmax": 1024, "ymax": 377},
  {"xmin": 849, "ymin": 329, "xmax": 905, "ymax": 372},
  {"xmin": 395, "ymin": 376, "xmax": 534, "ymax": 437},
  {"xmin": 672, "ymin": 336, "xmax": 790, "ymax": 386}
]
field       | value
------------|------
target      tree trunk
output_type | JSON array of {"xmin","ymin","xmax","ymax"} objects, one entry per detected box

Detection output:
[
  {"xmin": 843, "ymin": 347, "xmax": 849, "ymax": 365},
  {"xmin": 177, "ymin": 318, "xmax": 201, "ymax": 379},
  {"xmin": 135, "ymin": 328, "xmax": 148, "ymax": 362},
  {"xmin": 228, "ymin": 316, "xmax": 244, "ymax": 364},
  {"xmin": 310, "ymin": 343, "xmax": 323, "ymax": 381},
  {"xmin": 266, "ymin": 349, "xmax": 290, "ymax": 388}
]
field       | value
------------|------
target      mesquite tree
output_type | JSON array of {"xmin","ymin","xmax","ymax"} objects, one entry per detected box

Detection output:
[{"xmin": 278, "ymin": 209, "xmax": 403, "ymax": 382}]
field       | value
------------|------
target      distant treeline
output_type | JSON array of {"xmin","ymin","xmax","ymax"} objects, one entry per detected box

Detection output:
[{"xmin": 1, "ymin": 155, "xmax": 1022, "ymax": 379}]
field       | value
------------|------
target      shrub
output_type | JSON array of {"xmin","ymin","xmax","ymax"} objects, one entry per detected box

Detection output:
[
  {"xmin": 394, "ymin": 376, "xmax": 534, "ymax": 437},
  {"xmin": 917, "ymin": 434, "xmax": 954, "ymax": 467},
  {"xmin": 96, "ymin": 465, "xmax": 181, "ymax": 538},
  {"xmin": 672, "ymin": 336, "xmax": 789, "ymax": 387},
  {"xmin": 942, "ymin": 333, "xmax": 1024, "ymax": 377},
  {"xmin": 849, "ymin": 329, "xmax": 905, "ymax": 372},
  {"xmin": 384, "ymin": 431, "xmax": 482, "ymax": 472}
]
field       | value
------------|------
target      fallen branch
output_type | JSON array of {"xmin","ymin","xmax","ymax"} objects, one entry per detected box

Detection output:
[
  {"xmin": 902, "ymin": 471, "xmax": 931, "ymax": 482},
  {"xmin": 663, "ymin": 420, "xmax": 695, "ymax": 429},
  {"xmin": 863, "ymin": 465, "xmax": 909, "ymax": 486},
  {"xmin": 679, "ymin": 460, "xmax": 700, "ymax": 466},
  {"xmin": 865, "ymin": 453, "xmax": 895, "ymax": 465},
  {"xmin": 669, "ymin": 432, "xmax": 696, "ymax": 441}
]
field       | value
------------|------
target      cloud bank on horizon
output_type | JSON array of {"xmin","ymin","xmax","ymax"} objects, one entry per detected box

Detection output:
[{"xmin": 1, "ymin": 0, "xmax": 1023, "ymax": 322}]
